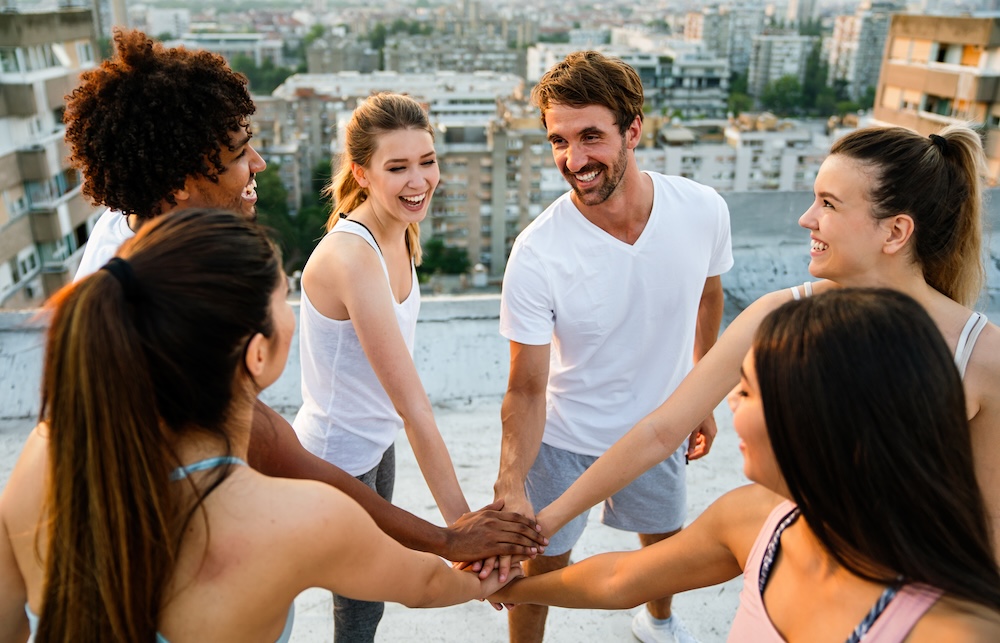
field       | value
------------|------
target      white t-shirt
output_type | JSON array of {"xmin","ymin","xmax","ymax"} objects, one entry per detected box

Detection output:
[
  {"xmin": 500, "ymin": 172, "xmax": 733, "ymax": 456},
  {"xmin": 293, "ymin": 221, "xmax": 421, "ymax": 476},
  {"xmin": 74, "ymin": 208, "xmax": 133, "ymax": 280}
]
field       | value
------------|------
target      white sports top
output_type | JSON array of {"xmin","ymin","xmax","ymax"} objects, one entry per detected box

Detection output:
[
  {"xmin": 293, "ymin": 220, "xmax": 420, "ymax": 476},
  {"xmin": 788, "ymin": 281, "xmax": 988, "ymax": 379}
]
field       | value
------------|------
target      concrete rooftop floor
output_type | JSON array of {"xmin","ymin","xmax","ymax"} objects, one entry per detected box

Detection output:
[{"xmin": 1, "ymin": 395, "xmax": 744, "ymax": 642}]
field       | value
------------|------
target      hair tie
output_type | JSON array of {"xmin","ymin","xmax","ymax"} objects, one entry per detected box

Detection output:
[
  {"xmin": 101, "ymin": 257, "xmax": 140, "ymax": 301},
  {"xmin": 929, "ymin": 133, "xmax": 949, "ymax": 154}
]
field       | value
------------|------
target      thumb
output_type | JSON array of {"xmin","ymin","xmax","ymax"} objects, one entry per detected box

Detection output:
[{"xmin": 482, "ymin": 498, "xmax": 505, "ymax": 512}]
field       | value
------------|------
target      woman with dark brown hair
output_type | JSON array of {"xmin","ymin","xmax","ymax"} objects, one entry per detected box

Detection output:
[
  {"xmin": 493, "ymin": 289, "xmax": 1000, "ymax": 641},
  {"xmin": 0, "ymin": 208, "xmax": 518, "ymax": 642}
]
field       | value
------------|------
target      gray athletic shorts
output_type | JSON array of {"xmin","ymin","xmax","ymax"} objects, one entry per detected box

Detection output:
[{"xmin": 526, "ymin": 441, "xmax": 687, "ymax": 556}]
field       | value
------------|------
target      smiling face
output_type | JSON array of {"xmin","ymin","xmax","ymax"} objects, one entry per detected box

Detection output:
[
  {"xmin": 183, "ymin": 124, "xmax": 266, "ymax": 220},
  {"xmin": 353, "ymin": 128, "xmax": 439, "ymax": 225},
  {"xmin": 544, "ymin": 103, "xmax": 638, "ymax": 209},
  {"xmin": 729, "ymin": 350, "xmax": 786, "ymax": 494},
  {"xmin": 798, "ymin": 154, "xmax": 891, "ymax": 284}
]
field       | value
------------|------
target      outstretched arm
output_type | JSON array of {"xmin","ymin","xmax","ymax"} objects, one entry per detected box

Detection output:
[
  {"xmin": 536, "ymin": 290, "xmax": 793, "ymax": 536},
  {"xmin": 492, "ymin": 485, "xmax": 778, "ymax": 609},
  {"xmin": 248, "ymin": 401, "xmax": 545, "ymax": 561}
]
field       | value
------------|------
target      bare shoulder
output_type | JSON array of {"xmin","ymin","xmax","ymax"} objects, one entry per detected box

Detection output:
[
  {"xmin": 703, "ymin": 484, "xmax": 784, "ymax": 568},
  {"xmin": 303, "ymin": 228, "xmax": 380, "ymax": 286},
  {"xmin": 908, "ymin": 595, "xmax": 1000, "ymax": 642}
]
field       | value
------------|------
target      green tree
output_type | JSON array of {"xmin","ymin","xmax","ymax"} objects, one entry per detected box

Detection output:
[
  {"xmin": 418, "ymin": 238, "xmax": 470, "ymax": 276},
  {"xmin": 761, "ymin": 75, "xmax": 803, "ymax": 115},
  {"xmin": 369, "ymin": 23, "xmax": 388, "ymax": 50},
  {"xmin": 728, "ymin": 92, "xmax": 754, "ymax": 116},
  {"xmin": 801, "ymin": 42, "xmax": 827, "ymax": 111}
]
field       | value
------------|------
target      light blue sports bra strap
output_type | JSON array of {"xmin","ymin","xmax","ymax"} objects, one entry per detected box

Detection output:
[{"xmin": 169, "ymin": 456, "xmax": 247, "ymax": 482}]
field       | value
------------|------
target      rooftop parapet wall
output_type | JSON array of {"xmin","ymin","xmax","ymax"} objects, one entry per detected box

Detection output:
[{"xmin": 2, "ymin": 191, "xmax": 999, "ymax": 419}]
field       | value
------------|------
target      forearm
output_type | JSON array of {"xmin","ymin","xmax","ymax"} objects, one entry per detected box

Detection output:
[
  {"xmin": 247, "ymin": 401, "xmax": 450, "ymax": 556},
  {"xmin": 500, "ymin": 552, "xmax": 635, "ymax": 609},
  {"xmin": 694, "ymin": 276, "xmax": 724, "ymax": 361},
  {"xmin": 404, "ymin": 415, "xmax": 470, "ymax": 525},
  {"xmin": 494, "ymin": 388, "xmax": 547, "ymax": 500}
]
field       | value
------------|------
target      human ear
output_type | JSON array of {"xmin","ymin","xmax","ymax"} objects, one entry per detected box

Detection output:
[
  {"xmin": 244, "ymin": 332, "xmax": 268, "ymax": 379},
  {"xmin": 882, "ymin": 214, "xmax": 915, "ymax": 256},
  {"xmin": 625, "ymin": 115, "xmax": 643, "ymax": 150},
  {"xmin": 351, "ymin": 162, "xmax": 369, "ymax": 188}
]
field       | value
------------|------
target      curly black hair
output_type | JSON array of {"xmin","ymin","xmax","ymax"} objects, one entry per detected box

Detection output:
[{"xmin": 64, "ymin": 29, "xmax": 256, "ymax": 218}]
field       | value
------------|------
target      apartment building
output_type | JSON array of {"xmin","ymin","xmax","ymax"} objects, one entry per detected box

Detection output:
[
  {"xmin": 0, "ymin": 8, "xmax": 100, "ymax": 309},
  {"xmin": 827, "ymin": 1, "xmax": 899, "ymax": 101},
  {"xmin": 748, "ymin": 33, "xmax": 819, "ymax": 98},
  {"xmin": 874, "ymin": 13, "xmax": 1000, "ymax": 181},
  {"xmin": 685, "ymin": 4, "xmax": 767, "ymax": 77},
  {"xmin": 634, "ymin": 114, "xmax": 829, "ymax": 192}
]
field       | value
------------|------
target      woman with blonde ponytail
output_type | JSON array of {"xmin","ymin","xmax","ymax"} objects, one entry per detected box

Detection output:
[
  {"xmin": 293, "ymin": 93, "xmax": 481, "ymax": 642},
  {"xmin": 527, "ymin": 123, "xmax": 1000, "ymax": 578},
  {"xmin": 0, "ymin": 209, "xmax": 519, "ymax": 642}
]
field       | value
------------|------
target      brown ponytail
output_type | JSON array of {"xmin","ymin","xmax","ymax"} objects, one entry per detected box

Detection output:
[{"xmin": 35, "ymin": 208, "xmax": 280, "ymax": 641}]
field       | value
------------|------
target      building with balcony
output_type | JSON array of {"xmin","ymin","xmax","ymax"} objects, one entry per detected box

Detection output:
[
  {"xmin": 827, "ymin": 1, "xmax": 900, "ymax": 101},
  {"xmin": 874, "ymin": 13, "xmax": 1000, "ymax": 182},
  {"xmin": 0, "ymin": 8, "xmax": 100, "ymax": 309},
  {"xmin": 747, "ymin": 33, "xmax": 820, "ymax": 99}
]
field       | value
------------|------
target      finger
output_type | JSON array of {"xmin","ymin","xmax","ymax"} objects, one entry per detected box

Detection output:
[
  {"xmin": 480, "ymin": 498, "xmax": 505, "ymax": 512},
  {"xmin": 498, "ymin": 554, "xmax": 512, "ymax": 583},
  {"xmin": 478, "ymin": 556, "xmax": 498, "ymax": 580}
]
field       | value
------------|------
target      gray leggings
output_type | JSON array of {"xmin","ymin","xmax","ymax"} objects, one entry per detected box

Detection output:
[{"xmin": 333, "ymin": 445, "xmax": 396, "ymax": 643}]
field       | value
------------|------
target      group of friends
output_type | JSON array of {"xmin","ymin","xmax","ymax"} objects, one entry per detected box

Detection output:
[{"xmin": 0, "ymin": 28, "xmax": 999, "ymax": 643}]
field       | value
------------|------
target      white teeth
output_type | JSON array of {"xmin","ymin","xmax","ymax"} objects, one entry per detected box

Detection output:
[
  {"xmin": 245, "ymin": 179, "xmax": 257, "ymax": 197},
  {"xmin": 576, "ymin": 170, "xmax": 599, "ymax": 182},
  {"xmin": 401, "ymin": 194, "xmax": 426, "ymax": 205},
  {"xmin": 811, "ymin": 239, "xmax": 829, "ymax": 252}
]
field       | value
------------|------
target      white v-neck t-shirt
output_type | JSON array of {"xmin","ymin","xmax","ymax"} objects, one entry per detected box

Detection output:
[{"xmin": 500, "ymin": 172, "xmax": 733, "ymax": 456}]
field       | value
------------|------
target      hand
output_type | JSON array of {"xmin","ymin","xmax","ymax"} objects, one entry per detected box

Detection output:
[
  {"xmin": 442, "ymin": 499, "xmax": 547, "ymax": 569},
  {"xmin": 478, "ymin": 565, "xmax": 524, "ymax": 608},
  {"xmin": 489, "ymin": 492, "xmax": 537, "ymax": 583},
  {"xmin": 686, "ymin": 413, "xmax": 717, "ymax": 461}
]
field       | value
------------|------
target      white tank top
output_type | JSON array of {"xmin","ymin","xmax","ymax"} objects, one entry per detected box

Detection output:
[
  {"xmin": 293, "ymin": 220, "xmax": 420, "ymax": 476},
  {"xmin": 788, "ymin": 282, "xmax": 988, "ymax": 379}
]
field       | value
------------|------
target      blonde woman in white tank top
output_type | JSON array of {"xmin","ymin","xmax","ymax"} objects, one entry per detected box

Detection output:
[
  {"xmin": 534, "ymin": 124, "xmax": 1000, "ymax": 561},
  {"xmin": 293, "ymin": 94, "xmax": 485, "ymax": 641}
]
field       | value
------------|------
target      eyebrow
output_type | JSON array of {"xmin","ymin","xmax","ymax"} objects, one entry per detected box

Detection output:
[
  {"xmin": 383, "ymin": 151, "xmax": 435, "ymax": 164},
  {"xmin": 816, "ymin": 190, "xmax": 843, "ymax": 204}
]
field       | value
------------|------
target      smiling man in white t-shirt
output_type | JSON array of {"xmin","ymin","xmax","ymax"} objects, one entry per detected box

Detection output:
[{"xmin": 493, "ymin": 51, "xmax": 733, "ymax": 643}]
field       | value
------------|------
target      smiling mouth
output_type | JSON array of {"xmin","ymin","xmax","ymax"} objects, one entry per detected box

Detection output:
[
  {"xmin": 400, "ymin": 193, "xmax": 426, "ymax": 206},
  {"xmin": 243, "ymin": 177, "xmax": 258, "ymax": 201},
  {"xmin": 811, "ymin": 239, "xmax": 829, "ymax": 252},
  {"xmin": 573, "ymin": 168, "xmax": 601, "ymax": 183}
]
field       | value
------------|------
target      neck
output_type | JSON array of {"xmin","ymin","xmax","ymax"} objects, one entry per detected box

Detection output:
[
  {"xmin": 173, "ymin": 400, "xmax": 253, "ymax": 466},
  {"xmin": 351, "ymin": 201, "xmax": 410, "ymax": 251},
  {"xmin": 573, "ymin": 167, "xmax": 652, "ymax": 244},
  {"xmin": 835, "ymin": 261, "xmax": 942, "ymax": 310}
]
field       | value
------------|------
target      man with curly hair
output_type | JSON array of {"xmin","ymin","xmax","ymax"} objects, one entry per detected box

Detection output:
[
  {"xmin": 67, "ymin": 29, "xmax": 546, "ymax": 585},
  {"xmin": 70, "ymin": 29, "xmax": 264, "ymax": 276}
]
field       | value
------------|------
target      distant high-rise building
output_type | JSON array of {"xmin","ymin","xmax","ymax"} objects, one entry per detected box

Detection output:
[
  {"xmin": 828, "ymin": 1, "xmax": 900, "ymax": 101},
  {"xmin": 748, "ymin": 33, "xmax": 819, "ymax": 97},
  {"xmin": 0, "ymin": 8, "xmax": 102, "ymax": 309},
  {"xmin": 786, "ymin": 0, "xmax": 818, "ymax": 26},
  {"xmin": 874, "ymin": 12, "xmax": 1000, "ymax": 183},
  {"xmin": 686, "ymin": 4, "xmax": 766, "ymax": 77}
]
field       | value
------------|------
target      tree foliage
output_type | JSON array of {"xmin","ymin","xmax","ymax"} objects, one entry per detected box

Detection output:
[
  {"xmin": 231, "ymin": 55, "xmax": 295, "ymax": 94},
  {"xmin": 418, "ymin": 238, "xmax": 470, "ymax": 276},
  {"xmin": 255, "ymin": 161, "xmax": 333, "ymax": 272}
]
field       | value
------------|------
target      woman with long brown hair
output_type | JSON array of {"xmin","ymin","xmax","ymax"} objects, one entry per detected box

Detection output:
[{"xmin": 0, "ymin": 208, "xmax": 517, "ymax": 642}]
